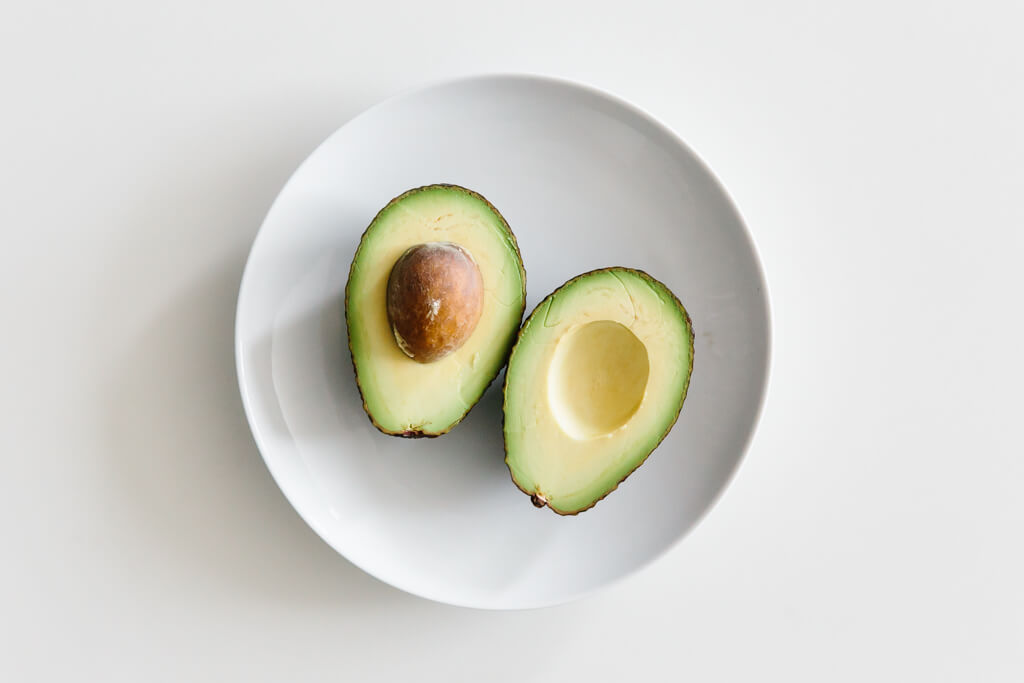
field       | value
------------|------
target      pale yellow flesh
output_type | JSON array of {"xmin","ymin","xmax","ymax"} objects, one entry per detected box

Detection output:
[
  {"xmin": 504, "ymin": 270, "xmax": 692, "ymax": 512},
  {"xmin": 347, "ymin": 188, "xmax": 523, "ymax": 434},
  {"xmin": 547, "ymin": 320, "xmax": 650, "ymax": 440}
]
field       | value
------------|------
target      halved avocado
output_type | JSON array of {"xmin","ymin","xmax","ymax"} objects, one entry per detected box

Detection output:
[
  {"xmin": 503, "ymin": 268, "xmax": 694, "ymax": 514},
  {"xmin": 346, "ymin": 185, "xmax": 526, "ymax": 436}
]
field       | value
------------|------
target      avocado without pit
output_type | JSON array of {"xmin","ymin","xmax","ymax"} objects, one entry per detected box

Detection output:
[{"xmin": 502, "ymin": 268, "xmax": 694, "ymax": 514}]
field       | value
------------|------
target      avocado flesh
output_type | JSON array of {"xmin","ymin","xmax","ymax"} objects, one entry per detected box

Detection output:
[
  {"xmin": 503, "ymin": 268, "xmax": 693, "ymax": 514},
  {"xmin": 346, "ymin": 185, "xmax": 526, "ymax": 436}
]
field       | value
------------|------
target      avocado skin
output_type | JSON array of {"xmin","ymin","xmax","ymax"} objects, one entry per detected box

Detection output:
[
  {"xmin": 501, "ymin": 267, "xmax": 694, "ymax": 515},
  {"xmin": 345, "ymin": 184, "xmax": 527, "ymax": 438}
]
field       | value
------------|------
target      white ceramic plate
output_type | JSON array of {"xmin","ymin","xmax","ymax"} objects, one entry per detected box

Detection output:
[{"xmin": 235, "ymin": 74, "xmax": 771, "ymax": 609}]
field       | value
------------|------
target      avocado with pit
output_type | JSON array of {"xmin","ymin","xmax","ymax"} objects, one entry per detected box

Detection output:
[
  {"xmin": 503, "ymin": 268, "xmax": 694, "ymax": 514},
  {"xmin": 345, "ymin": 185, "xmax": 526, "ymax": 437}
]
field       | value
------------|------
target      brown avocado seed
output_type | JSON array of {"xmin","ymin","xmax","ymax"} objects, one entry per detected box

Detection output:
[{"xmin": 386, "ymin": 242, "xmax": 484, "ymax": 363}]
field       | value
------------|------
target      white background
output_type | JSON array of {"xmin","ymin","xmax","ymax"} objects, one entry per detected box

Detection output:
[{"xmin": 2, "ymin": 1, "xmax": 1022, "ymax": 680}]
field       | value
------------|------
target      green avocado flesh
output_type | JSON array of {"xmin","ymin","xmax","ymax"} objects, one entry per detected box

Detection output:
[
  {"xmin": 345, "ymin": 185, "xmax": 526, "ymax": 436},
  {"xmin": 503, "ymin": 268, "xmax": 694, "ymax": 514}
]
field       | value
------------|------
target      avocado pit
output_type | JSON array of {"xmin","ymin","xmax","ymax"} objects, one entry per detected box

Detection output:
[{"xmin": 386, "ymin": 242, "xmax": 484, "ymax": 363}]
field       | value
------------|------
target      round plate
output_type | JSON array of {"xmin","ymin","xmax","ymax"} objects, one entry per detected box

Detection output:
[{"xmin": 235, "ymin": 74, "xmax": 771, "ymax": 609}]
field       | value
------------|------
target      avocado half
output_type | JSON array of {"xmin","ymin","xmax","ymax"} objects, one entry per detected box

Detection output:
[
  {"xmin": 503, "ymin": 268, "xmax": 694, "ymax": 514},
  {"xmin": 345, "ymin": 185, "xmax": 526, "ymax": 437}
]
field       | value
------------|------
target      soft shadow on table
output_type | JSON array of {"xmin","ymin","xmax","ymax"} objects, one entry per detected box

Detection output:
[{"xmin": 99, "ymin": 100, "xmax": 593, "ymax": 670}]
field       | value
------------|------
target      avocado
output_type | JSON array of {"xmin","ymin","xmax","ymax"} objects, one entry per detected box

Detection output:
[
  {"xmin": 345, "ymin": 185, "xmax": 526, "ymax": 437},
  {"xmin": 502, "ymin": 268, "xmax": 694, "ymax": 514}
]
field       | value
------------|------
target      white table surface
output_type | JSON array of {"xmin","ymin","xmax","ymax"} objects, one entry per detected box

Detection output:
[{"xmin": 3, "ymin": 1, "xmax": 1022, "ymax": 680}]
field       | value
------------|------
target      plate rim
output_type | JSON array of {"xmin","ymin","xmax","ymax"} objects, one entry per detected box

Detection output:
[{"xmin": 234, "ymin": 72, "xmax": 773, "ymax": 609}]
